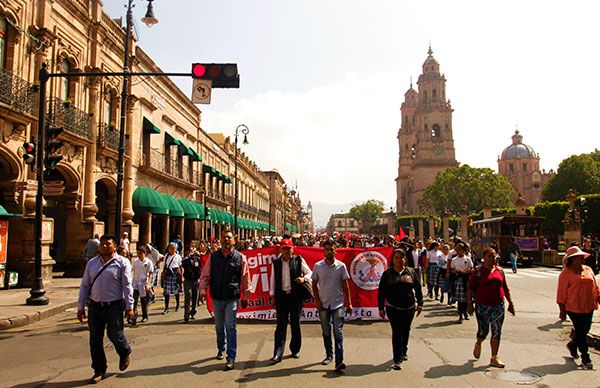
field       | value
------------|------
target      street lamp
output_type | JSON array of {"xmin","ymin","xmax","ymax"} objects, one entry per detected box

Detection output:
[
  {"xmin": 114, "ymin": 0, "xmax": 158, "ymax": 238},
  {"xmin": 233, "ymin": 124, "xmax": 249, "ymax": 235}
]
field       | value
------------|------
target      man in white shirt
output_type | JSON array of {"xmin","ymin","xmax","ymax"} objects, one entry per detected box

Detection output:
[
  {"xmin": 119, "ymin": 232, "xmax": 130, "ymax": 254},
  {"xmin": 269, "ymin": 239, "xmax": 312, "ymax": 363}
]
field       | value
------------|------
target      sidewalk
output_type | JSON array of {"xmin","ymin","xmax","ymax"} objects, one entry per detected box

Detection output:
[{"xmin": 0, "ymin": 275, "xmax": 81, "ymax": 330}]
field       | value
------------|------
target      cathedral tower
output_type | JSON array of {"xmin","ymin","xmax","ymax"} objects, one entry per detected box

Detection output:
[{"xmin": 396, "ymin": 47, "xmax": 457, "ymax": 214}]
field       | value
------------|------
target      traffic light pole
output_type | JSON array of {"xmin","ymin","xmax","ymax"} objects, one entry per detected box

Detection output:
[{"xmin": 27, "ymin": 64, "xmax": 50, "ymax": 305}]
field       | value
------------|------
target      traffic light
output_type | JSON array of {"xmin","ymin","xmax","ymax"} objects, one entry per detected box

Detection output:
[
  {"xmin": 191, "ymin": 63, "xmax": 239, "ymax": 88},
  {"xmin": 22, "ymin": 142, "xmax": 36, "ymax": 165},
  {"xmin": 44, "ymin": 126, "xmax": 63, "ymax": 173}
]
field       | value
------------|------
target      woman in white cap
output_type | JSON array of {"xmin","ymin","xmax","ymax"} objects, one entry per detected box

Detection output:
[{"xmin": 556, "ymin": 246, "xmax": 600, "ymax": 369}]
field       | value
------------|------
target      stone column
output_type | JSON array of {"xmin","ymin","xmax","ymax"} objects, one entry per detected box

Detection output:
[
  {"xmin": 428, "ymin": 216, "xmax": 435, "ymax": 240},
  {"xmin": 162, "ymin": 215, "xmax": 170, "ymax": 251},
  {"xmin": 442, "ymin": 216, "xmax": 450, "ymax": 243},
  {"xmin": 417, "ymin": 218, "xmax": 424, "ymax": 241},
  {"xmin": 122, "ymin": 96, "xmax": 138, "ymax": 226},
  {"xmin": 409, "ymin": 219, "xmax": 415, "ymax": 240},
  {"xmin": 563, "ymin": 189, "xmax": 581, "ymax": 246},
  {"xmin": 140, "ymin": 213, "xmax": 152, "ymax": 246},
  {"xmin": 460, "ymin": 213, "xmax": 469, "ymax": 241},
  {"xmin": 82, "ymin": 74, "xmax": 100, "ymax": 222}
]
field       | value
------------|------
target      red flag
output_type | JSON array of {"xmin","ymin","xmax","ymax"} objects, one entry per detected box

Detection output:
[{"xmin": 395, "ymin": 226, "xmax": 407, "ymax": 241}]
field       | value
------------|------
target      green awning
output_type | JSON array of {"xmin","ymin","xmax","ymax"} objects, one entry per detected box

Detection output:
[
  {"xmin": 188, "ymin": 147, "xmax": 202, "ymax": 162},
  {"xmin": 143, "ymin": 117, "xmax": 161, "ymax": 134},
  {"xmin": 194, "ymin": 202, "xmax": 206, "ymax": 220},
  {"xmin": 269, "ymin": 225, "xmax": 275, "ymax": 232},
  {"xmin": 223, "ymin": 211, "xmax": 234, "ymax": 225},
  {"xmin": 208, "ymin": 208, "xmax": 225, "ymax": 225},
  {"xmin": 202, "ymin": 165, "xmax": 216, "ymax": 175},
  {"xmin": 178, "ymin": 198, "xmax": 201, "ymax": 220},
  {"xmin": 161, "ymin": 194, "xmax": 184, "ymax": 217},
  {"xmin": 165, "ymin": 132, "xmax": 181, "ymax": 147},
  {"xmin": 133, "ymin": 187, "xmax": 169, "ymax": 215},
  {"xmin": 0, "ymin": 204, "xmax": 21, "ymax": 217}
]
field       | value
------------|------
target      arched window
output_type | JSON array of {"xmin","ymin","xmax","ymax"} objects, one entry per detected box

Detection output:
[
  {"xmin": 337, "ymin": 220, "xmax": 343, "ymax": 227},
  {"xmin": 423, "ymin": 90, "xmax": 428, "ymax": 102},
  {"xmin": 0, "ymin": 18, "xmax": 6, "ymax": 69},
  {"xmin": 432, "ymin": 89, "xmax": 437, "ymax": 98},
  {"xmin": 432, "ymin": 124, "xmax": 441, "ymax": 138},
  {"xmin": 60, "ymin": 59, "xmax": 71, "ymax": 101}
]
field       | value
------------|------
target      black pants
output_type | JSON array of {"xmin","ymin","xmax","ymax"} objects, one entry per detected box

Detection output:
[
  {"xmin": 386, "ymin": 306, "xmax": 415, "ymax": 363},
  {"xmin": 132, "ymin": 289, "xmax": 148, "ymax": 319},
  {"xmin": 567, "ymin": 311, "xmax": 593, "ymax": 358},
  {"xmin": 88, "ymin": 301, "xmax": 131, "ymax": 374},
  {"xmin": 183, "ymin": 280, "xmax": 199, "ymax": 319},
  {"xmin": 273, "ymin": 293, "xmax": 303, "ymax": 357}
]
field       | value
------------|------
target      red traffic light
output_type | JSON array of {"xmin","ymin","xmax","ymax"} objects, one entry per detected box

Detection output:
[
  {"xmin": 23, "ymin": 142, "xmax": 35, "ymax": 153},
  {"xmin": 192, "ymin": 63, "xmax": 206, "ymax": 78}
]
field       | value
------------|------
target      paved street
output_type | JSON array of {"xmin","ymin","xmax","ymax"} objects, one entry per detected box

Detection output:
[{"xmin": 1, "ymin": 266, "xmax": 599, "ymax": 387}]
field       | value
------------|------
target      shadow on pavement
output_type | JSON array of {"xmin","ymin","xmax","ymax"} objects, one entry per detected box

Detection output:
[
  {"xmin": 522, "ymin": 356, "xmax": 581, "ymax": 377},
  {"xmin": 12, "ymin": 373, "xmax": 117, "ymax": 388},
  {"xmin": 537, "ymin": 320, "xmax": 565, "ymax": 332},
  {"xmin": 118, "ymin": 356, "xmax": 226, "ymax": 378},
  {"xmin": 236, "ymin": 360, "xmax": 392, "ymax": 383},
  {"xmin": 424, "ymin": 360, "xmax": 487, "ymax": 378},
  {"xmin": 416, "ymin": 319, "xmax": 460, "ymax": 329}
]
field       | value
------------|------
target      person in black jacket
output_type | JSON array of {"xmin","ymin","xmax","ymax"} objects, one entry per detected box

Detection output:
[
  {"xmin": 378, "ymin": 249, "xmax": 423, "ymax": 370},
  {"xmin": 181, "ymin": 244, "xmax": 202, "ymax": 323},
  {"xmin": 269, "ymin": 239, "xmax": 312, "ymax": 363}
]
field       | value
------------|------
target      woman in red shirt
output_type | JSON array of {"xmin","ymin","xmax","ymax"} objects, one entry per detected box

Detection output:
[
  {"xmin": 467, "ymin": 247, "xmax": 515, "ymax": 368},
  {"xmin": 557, "ymin": 246, "xmax": 600, "ymax": 370}
]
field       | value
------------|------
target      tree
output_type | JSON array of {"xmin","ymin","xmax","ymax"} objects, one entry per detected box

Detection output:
[
  {"xmin": 542, "ymin": 150, "xmax": 600, "ymax": 201},
  {"xmin": 348, "ymin": 200, "xmax": 385, "ymax": 233},
  {"xmin": 418, "ymin": 165, "xmax": 516, "ymax": 215}
]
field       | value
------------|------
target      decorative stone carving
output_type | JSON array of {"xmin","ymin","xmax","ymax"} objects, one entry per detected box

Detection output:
[{"xmin": 98, "ymin": 156, "xmax": 117, "ymax": 174}]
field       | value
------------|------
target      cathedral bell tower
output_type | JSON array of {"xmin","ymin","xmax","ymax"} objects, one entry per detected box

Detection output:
[{"xmin": 396, "ymin": 46, "xmax": 457, "ymax": 214}]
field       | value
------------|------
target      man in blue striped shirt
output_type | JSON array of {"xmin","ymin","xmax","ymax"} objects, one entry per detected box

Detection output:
[{"xmin": 77, "ymin": 234, "xmax": 134, "ymax": 384}]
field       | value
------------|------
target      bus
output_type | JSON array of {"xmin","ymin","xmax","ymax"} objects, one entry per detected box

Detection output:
[{"xmin": 471, "ymin": 215, "xmax": 545, "ymax": 267}]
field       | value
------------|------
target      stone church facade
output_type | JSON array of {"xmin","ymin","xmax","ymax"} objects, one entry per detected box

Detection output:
[{"xmin": 396, "ymin": 47, "xmax": 457, "ymax": 215}]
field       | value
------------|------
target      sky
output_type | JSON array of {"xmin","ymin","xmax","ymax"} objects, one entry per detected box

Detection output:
[{"xmin": 105, "ymin": 1, "xmax": 600, "ymax": 227}]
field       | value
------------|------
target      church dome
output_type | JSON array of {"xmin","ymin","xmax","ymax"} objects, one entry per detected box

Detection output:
[{"xmin": 501, "ymin": 130, "xmax": 537, "ymax": 159}]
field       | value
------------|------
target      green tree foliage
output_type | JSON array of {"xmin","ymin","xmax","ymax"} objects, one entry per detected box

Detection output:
[
  {"xmin": 532, "ymin": 201, "xmax": 569, "ymax": 246},
  {"xmin": 349, "ymin": 199, "xmax": 384, "ymax": 233},
  {"xmin": 579, "ymin": 194, "xmax": 600, "ymax": 236},
  {"xmin": 542, "ymin": 150, "xmax": 600, "ymax": 201},
  {"xmin": 418, "ymin": 165, "xmax": 516, "ymax": 215}
]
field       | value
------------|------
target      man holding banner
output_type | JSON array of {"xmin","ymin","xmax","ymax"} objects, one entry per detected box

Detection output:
[
  {"xmin": 269, "ymin": 238, "xmax": 312, "ymax": 363},
  {"xmin": 200, "ymin": 230, "xmax": 251, "ymax": 370},
  {"xmin": 312, "ymin": 240, "xmax": 353, "ymax": 371}
]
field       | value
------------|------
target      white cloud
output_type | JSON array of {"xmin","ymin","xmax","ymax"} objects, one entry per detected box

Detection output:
[{"xmin": 202, "ymin": 72, "xmax": 405, "ymax": 208}]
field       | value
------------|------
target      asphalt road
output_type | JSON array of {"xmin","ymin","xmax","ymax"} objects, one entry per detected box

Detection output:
[{"xmin": 1, "ymin": 266, "xmax": 599, "ymax": 388}]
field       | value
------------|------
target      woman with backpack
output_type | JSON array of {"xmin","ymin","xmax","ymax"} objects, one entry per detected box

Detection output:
[{"xmin": 467, "ymin": 247, "xmax": 515, "ymax": 368}]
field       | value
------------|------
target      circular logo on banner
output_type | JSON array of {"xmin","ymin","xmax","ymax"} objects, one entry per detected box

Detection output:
[{"xmin": 350, "ymin": 251, "xmax": 387, "ymax": 290}]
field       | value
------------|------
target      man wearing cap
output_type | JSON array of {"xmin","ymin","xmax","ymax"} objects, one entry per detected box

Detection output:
[
  {"xmin": 269, "ymin": 239, "xmax": 312, "ymax": 363},
  {"xmin": 557, "ymin": 246, "xmax": 600, "ymax": 369}
]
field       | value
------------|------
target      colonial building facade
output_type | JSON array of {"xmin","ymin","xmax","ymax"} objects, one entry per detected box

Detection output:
[
  {"xmin": 0, "ymin": 0, "xmax": 302, "ymax": 286},
  {"xmin": 396, "ymin": 47, "xmax": 457, "ymax": 215},
  {"xmin": 498, "ymin": 130, "xmax": 552, "ymax": 206}
]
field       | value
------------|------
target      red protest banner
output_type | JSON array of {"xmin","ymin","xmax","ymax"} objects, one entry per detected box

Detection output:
[{"xmin": 201, "ymin": 246, "xmax": 393, "ymax": 321}]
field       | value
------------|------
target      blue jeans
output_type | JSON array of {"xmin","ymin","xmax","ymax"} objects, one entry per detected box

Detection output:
[
  {"xmin": 213, "ymin": 299, "xmax": 238, "ymax": 362},
  {"xmin": 318, "ymin": 306, "xmax": 345, "ymax": 363},
  {"xmin": 88, "ymin": 301, "xmax": 131, "ymax": 374},
  {"xmin": 510, "ymin": 253, "xmax": 518, "ymax": 272}
]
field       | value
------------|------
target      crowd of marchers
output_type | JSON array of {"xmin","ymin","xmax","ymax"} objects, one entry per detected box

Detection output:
[{"xmin": 76, "ymin": 231, "xmax": 600, "ymax": 383}]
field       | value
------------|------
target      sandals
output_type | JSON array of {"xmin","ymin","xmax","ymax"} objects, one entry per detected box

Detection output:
[
  {"xmin": 473, "ymin": 342, "xmax": 481, "ymax": 359},
  {"xmin": 490, "ymin": 356, "xmax": 505, "ymax": 368}
]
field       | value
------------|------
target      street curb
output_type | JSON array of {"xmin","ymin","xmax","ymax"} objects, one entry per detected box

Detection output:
[{"xmin": 0, "ymin": 301, "xmax": 78, "ymax": 331}]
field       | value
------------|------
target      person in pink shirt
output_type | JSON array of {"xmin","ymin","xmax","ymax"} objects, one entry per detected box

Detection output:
[
  {"xmin": 199, "ymin": 230, "xmax": 251, "ymax": 370},
  {"xmin": 557, "ymin": 246, "xmax": 600, "ymax": 370}
]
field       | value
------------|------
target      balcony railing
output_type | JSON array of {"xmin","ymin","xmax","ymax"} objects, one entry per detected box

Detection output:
[
  {"xmin": 143, "ymin": 147, "xmax": 199, "ymax": 186},
  {"xmin": 97, "ymin": 122, "xmax": 129, "ymax": 151},
  {"xmin": 0, "ymin": 68, "xmax": 36, "ymax": 116},
  {"xmin": 47, "ymin": 97, "xmax": 92, "ymax": 140}
]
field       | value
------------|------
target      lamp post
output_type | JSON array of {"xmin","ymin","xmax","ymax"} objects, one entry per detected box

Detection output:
[
  {"xmin": 114, "ymin": 0, "xmax": 158, "ymax": 238},
  {"xmin": 233, "ymin": 124, "xmax": 249, "ymax": 235}
]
